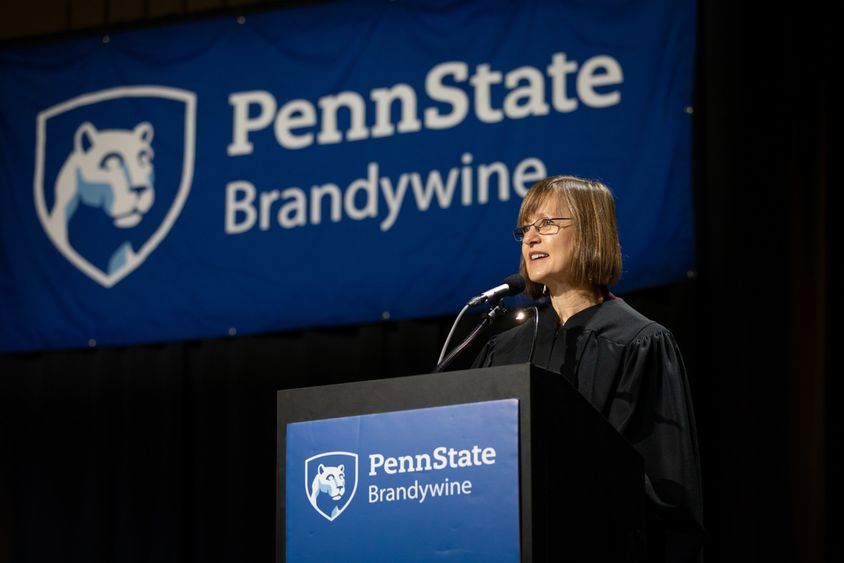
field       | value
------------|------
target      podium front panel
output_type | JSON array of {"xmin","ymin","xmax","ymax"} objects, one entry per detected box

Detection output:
[{"xmin": 284, "ymin": 399, "xmax": 520, "ymax": 561}]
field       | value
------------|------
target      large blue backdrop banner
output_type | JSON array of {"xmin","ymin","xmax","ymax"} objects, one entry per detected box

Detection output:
[{"xmin": 0, "ymin": 0, "xmax": 696, "ymax": 352}]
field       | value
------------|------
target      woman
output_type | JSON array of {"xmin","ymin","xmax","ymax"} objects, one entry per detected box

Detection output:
[{"xmin": 473, "ymin": 175, "xmax": 704, "ymax": 562}]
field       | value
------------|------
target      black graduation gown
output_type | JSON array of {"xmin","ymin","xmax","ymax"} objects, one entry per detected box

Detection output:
[{"xmin": 473, "ymin": 297, "xmax": 704, "ymax": 562}]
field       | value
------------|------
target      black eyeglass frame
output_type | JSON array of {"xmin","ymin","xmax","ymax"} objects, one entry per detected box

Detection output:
[{"xmin": 512, "ymin": 217, "xmax": 573, "ymax": 241}]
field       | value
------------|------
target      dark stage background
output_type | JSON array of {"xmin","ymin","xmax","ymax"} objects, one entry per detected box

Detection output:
[{"xmin": 0, "ymin": 1, "xmax": 834, "ymax": 562}]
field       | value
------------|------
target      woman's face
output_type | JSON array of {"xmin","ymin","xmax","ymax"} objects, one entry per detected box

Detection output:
[{"xmin": 520, "ymin": 195, "xmax": 576, "ymax": 292}]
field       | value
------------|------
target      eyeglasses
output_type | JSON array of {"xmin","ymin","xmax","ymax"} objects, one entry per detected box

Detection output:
[{"xmin": 512, "ymin": 217, "xmax": 573, "ymax": 241}]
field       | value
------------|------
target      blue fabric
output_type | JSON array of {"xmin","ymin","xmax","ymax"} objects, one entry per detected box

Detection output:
[{"xmin": 0, "ymin": 0, "xmax": 696, "ymax": 351}]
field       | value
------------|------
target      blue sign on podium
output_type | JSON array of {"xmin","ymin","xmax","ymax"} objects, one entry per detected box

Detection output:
[{"xmin": 284, "ymin": 399, "xmax": 520, "ymax": 562}]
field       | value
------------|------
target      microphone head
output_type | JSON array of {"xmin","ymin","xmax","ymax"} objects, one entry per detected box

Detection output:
[{"xmin": 503, "ymin": 273, "xmax": 526, "ymax": 295}]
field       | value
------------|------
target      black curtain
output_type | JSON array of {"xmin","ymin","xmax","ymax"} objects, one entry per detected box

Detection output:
[
  {"xmin": 0, "ymin": 1, "xmax": 833, "ymax": 561},
  {"xmin": 696, "ymin": 0, "xmax": 830, "ymax": 561}
]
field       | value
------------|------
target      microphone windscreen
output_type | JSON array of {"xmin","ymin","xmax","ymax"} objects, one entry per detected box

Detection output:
[{"xmin": 503, "ymin": 273, "xmax": 526, "ymax": 295}]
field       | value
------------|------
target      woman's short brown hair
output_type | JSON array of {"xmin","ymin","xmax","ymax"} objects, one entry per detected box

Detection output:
[{"xmin": 517, "ymin": 175, "xmax": 622, "ymax": 299}]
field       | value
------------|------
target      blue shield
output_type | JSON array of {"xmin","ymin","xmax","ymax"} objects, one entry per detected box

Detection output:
[
  {"xmin": 33, "ymin": 86, "xmax": 196, "ymax": 287},
  {"xmin": 304, "ymin": 451, "xmax": 359, "ymax": 522}
]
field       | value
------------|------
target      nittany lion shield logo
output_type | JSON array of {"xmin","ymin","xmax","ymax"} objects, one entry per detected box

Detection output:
[
  {"xmin": 305, "ymin": 451, "xmax": 358, "ymax": 522},
  {"xmin": 34, "ymin": 86, "xmax": 196, "ymax": 288}
]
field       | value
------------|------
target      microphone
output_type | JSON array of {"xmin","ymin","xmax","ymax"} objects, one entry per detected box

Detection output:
[
  {"xmin": 467, "ymin": 274, "xmax": 526, "ymax": 307},
  {"xmin": 434, "ymin": 274, "xmax": 526, "ymax": 372}
]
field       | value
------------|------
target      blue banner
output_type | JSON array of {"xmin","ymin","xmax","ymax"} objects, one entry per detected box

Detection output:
[
  {"xmin": 0, "ymin": 0, "xmax": 696, "ymax": 351},
  {"xmin": 284, "ymin": 399, "xmax": 520, "ymax": 562}
]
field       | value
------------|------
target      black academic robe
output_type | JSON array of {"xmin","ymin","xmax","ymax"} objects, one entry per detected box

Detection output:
[{"xmin": 473, "ymin": 297, "xmax": 704, "ymax": 562}]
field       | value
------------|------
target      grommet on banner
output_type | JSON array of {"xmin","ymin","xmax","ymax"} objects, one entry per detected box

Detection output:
[
  {"xmin": 687, "ymin": 270, "xmax": 697, "ymax": 279},
  {"xmin": 88, "ymin": 339, "xmax": 97, "ymax": 347},
  {"xmin": 237, "ymin": 16, "xmax": 246, "ymax": 25},
  {"xmin": 102, "ymin": 35, "xmax": 110, "ymax": 44},
  {"xmin": 228, "ymin": 327, "xmax": 237, "ymax": 336},
  {"xmin": 684, "ymin": 106, "xmax": 694, "ymax": 114},
  {"xmin": 381, "ymin": 311, "xmax": 391, "ymax": 320}
]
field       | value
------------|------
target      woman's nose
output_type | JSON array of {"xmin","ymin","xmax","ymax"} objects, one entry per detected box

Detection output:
[{"xmin": 523, "ymin": 226, "xmax": 540, "ymax": 244}]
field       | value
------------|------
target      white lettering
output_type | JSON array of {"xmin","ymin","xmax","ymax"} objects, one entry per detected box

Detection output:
[
  {"xmin": 228, "ymin": 52, "xmax": 623, "ymax": 152},
  {"xmin": 368, "ymin": 479, "xmax": 474, "ymax": 504},
  {"xmin": 259, "ymin": 190, "xmax": 280, "ymax": 231},
  {"xmin": 367, "ymin": 445, "xmax": 496, "ymax": 476},
  {"xmin": 228, "ymin": 91, "xmax": 276, "ymax": 156},
  {"xmin": 457, "ymin": 448, "xmax": 472, "ymax": 467},
  {"xmin": 224, "ymin": 155, "xmax": 547, "ymax": 234},
  {"xmin": 470, "ymin": 63, "xmax": 503, "ymax": 123},
  {"xmin": 477, "ymin": 161, "xmax": 509, "ymax": 204},
  {"xmin": 432, "ymin": 446, "xmax": 448, "ymax": 470},
  {"xmin": 409, "ymin": 168, "xmax": 459, "ymax": 211},
  {"xmin": 577, "ymin": 55, "xmax": 624, "ymax": 108},
  {"xmin": 414, "ymin": 453, "xmax": 432, "ymax": 471},
  {"xmin": 513, "ymin": 157, "xmax": 547, "ymax": 197},
  {"xmin": 461, "ymin": 152, "xmax": 473, "ymax": 206},
  {"xmin": 277, "ymin": 187, "xmax": 307, "ymax": 228},
  {"xmin": 225, "ymin": 181, "xmax": 257, "ymax": 234},
  {"xmin": 370, "ymin": 84, "xmax": 422, "ymax": 138},
  {"xmin": 384, "ymin": 456, "xmax": 398, "ymax": 474},
  {"xmin": 547, "ymin": 52, "xmax": 579, "ymax": 113},
  {"xmin": 504, "ymin": 65, "xmax": 550, "ymax": 119},
  {"xmin": 379, "ymin": 173, "xmax": 411, "ymax": 232},
  {"xmin": 310, "ymin": 183, "xmax": 342, "ymax": 225},
  {"xmin": 398, "ymin": 455, "xmax": 415, "ymax": 473},
  {"xmin": 274, "ymin": 99, "xmax": 316, "ymax": 149},
  {"xmin": 344, "ymin": 162, "xmax": 379, "ymax": 220},
  {"xmin": 369, "ymin": 453, "xmax": 385, "ymax": 476},
  {"xmin": 317, "ymin": 91, "xmax": 369, "ymax": 144},
  {"xmin": 424, "ymin": 61, "xmax": 469, "ymax": 129}
]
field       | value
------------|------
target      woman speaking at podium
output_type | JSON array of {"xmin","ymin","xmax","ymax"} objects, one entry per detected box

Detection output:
[{"xmin": 473, "ymin": 175, "xmax": 703, "ymax": 562}]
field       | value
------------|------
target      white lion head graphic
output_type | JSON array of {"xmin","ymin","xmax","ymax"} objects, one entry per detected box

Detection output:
[
  {"xmin": 304, "ymin": 452, "xmax": 358, "ymax": 521},
  {"xmin": 45, "ymin": 121, "xmax": 155, "ymax": 275},
  {"xmin": 310, "ymin": 463, "xmax": 346, "ymax": 503}
]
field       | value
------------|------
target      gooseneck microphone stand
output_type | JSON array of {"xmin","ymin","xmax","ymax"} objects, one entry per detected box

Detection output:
[{"xmin": 432, "ymin": 298, "xmax": 508, "ymax": 373}]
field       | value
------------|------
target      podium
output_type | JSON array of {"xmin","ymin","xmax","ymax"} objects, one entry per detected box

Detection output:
[{"xmin": 277, "ymin": 363, "xmax": 645, "ymax": 562}]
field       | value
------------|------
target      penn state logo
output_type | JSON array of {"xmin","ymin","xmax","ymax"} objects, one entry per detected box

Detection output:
[
  {"xmin": 305, "ymin": 451, "xmax": 358, "ymax": 522},
  {"xmin": 34, "ymin": 86, "xmax": 196, "ymax": 287}
]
